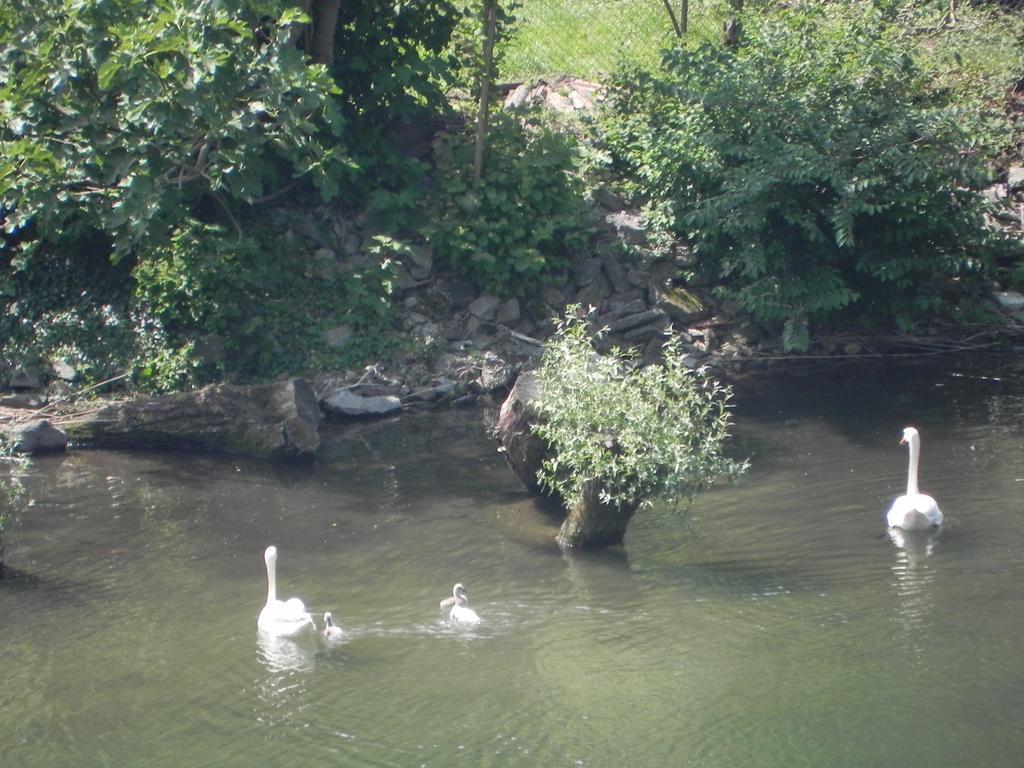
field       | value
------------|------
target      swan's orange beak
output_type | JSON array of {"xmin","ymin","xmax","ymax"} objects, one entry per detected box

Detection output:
[{"xmin": 899, "ymin": 437, "xmax": 907, "ymax": 446}]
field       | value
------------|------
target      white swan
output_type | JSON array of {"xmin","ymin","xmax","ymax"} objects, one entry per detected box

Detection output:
[
  {"xmin": 257, "ymin": 546, "xmax": 315, "ymax": 637},
  {"xmin": 441, "ymin": 583, "xmax": 481, "ymax": 625},
  {"xmin": 322, "ymin": 611, "xmax": 344, "ymax": 641},
  {"xmin": 886, "ymin": 426, "xmax": 943, "ymax": 530}
]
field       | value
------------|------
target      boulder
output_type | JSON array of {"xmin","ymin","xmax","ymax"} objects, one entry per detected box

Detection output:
[
  {"xmin": 468, "ymin": 294, "xmax": 502, "ymax": 322},
  {"xmin": 1008, "ymin": 166, "xmax": 1024, "ymax": 192},
  {"xmin": 992, "ymin": 290, "xmax": 1024, "ymax": 312},
  {"xmin": 322, "ymin": 388, "xmax": 402, "ymax": 417},
  {"xmin": 480, "ymin": 352, "xmax": 516, "ymax": 393},
  {"xmin": 496, "ymin": 372, "xmax": 550, "ymax": 496},
  {"xmin": 0, "ymin": 393, "xmax": 46, "ymax": 409},
  {"xmin": 9, "ymin": 367, "xmax": 40, "ymax": 391},
  {"xmin": 5, "ymin": 419, "xmax": 68, "ymax": 454},
  {"xmin": 495, "ymin": 298, "xmax": 521, "ymax": 326},
  {"xmin": 63, "ymin": 378, "xmax": 320, "ymax": 459},
  {"xmin": 51, "ymin": 360, "xmax": 79, "ymax": 383}
]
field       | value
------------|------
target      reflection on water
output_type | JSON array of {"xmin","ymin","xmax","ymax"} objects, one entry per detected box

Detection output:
[
  {"xmin": 2, "ymin": 358, "xmax": 1024, "ymax": 768},
  {"xmin": 256, "ymin": 631, "xmax": 316, "ymax": 674},
  {"xmin": 887, "ymin": 527, "xmax": 941, "ymax": 657}
]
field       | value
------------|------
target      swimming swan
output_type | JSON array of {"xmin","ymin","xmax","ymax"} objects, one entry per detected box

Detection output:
[
  {"xmin": 442, "ymin": 583, "xmax": 481, "ymax": 625},
  {"xmin": 886, "ymin": 427, "xmax": 943, "ymax": 530},
  {"xmin": 322, "ymin": 612, "xmax": 344, "ymax": 641},
  {"xmin": 257, "ymin": 546, "xmax": 315, "ymax": 637}
]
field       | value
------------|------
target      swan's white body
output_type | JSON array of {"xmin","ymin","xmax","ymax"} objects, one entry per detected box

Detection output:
[
  {"xmin": 443, "ymin": 583, "xmax": 481, "ymax": 625},
  {"xmin": 257, "ymin": 546, "xmax": 315, "ymax": 637},
  {"xmin": 322, "ymin": 611, "xmax": 344, "ymax": 641},
  {"xmin": 887, "ymin": 427, "xmax": 943, "ymax": 530}
]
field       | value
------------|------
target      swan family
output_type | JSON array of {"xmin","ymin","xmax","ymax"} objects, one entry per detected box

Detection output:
[
  {"xmin": 257, "ymin": 545, "xmax": 483, "ymax": 639},
  {"xmin": 257, "ymin": 429, "xmax": 940, "ymax": 638}
]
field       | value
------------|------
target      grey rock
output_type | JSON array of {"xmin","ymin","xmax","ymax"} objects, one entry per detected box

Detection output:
[
  {"xmin": 605, "ymin": 298, "xmax": 648, "ymax": 320},
  {"xmin": 269, "ymin": 378, "xmax": 321, "ymax": 456},
  {"xmin": 63, "ymin": 378, "xmax": 321, "ymax": 459},
  {"xmin": 593, "ymin": 186, "xmax": 627, "ymax": 211},
  {"xmin": 322, "ymin": 388, "xmax": 402, "ymax": 417},
  {"xmin": 625, "ymin": 269, "xmax": 650, "ymax": 289},
  {"xmin": 496, "ymin": 298, "xmax": 521, "ymax": 325},
  {"xmin": 6, "ymin": 419, "xmax": 68, "ymax": 454},
  {"xmin": 843, "ymin": 343, "xmax": 863, "ymax": 356},
  {"xmin": 572, "ymin": 257, "xmax": 604, "ymax": 287},
  {"xmin": 51, "ymin": 360, "xmax": 78, "ymax": 382},
  {"xmin": 623, "ymin": 321, "xmax": 669, "ymax": 344},
  {"xmin": 504, "ymin": 82, "xmax": 532, "ymax": 110},
  {"xmin": 1008, "ymin": 166, "xmax": 1024, "ymax": 192},
  {"xmin": 480, "ymin": 353, "xmax": 515, "ymax": 393},
  {"xmin": 541, "ymin": 286, "xmax": 567, "ymax": 309},
  {"xmin": 681, "ymin": 354, "xmax": 705, "ymax": 369},
  {"xmin": 406, "ymin": 378, "xmax": 457, "ymax": 402},
  {"xmin": 393, "ymin": 264, "xmax": 418, "ymax": 291},
  {"xmin": 496, "ymin": 372, "xmax": 549, "ymax": 495},
  {"xmin": 575, "ymin": 274, "xmax": 611, "ymax": 312},
  {"xmin": 604, "ymin": 211, "xmax": 647, "ymax": 247},
  {"xmin": 407, "ymin": 243, "xmax": 434, "ymax": 276},
  {"xmin": 469, "ymin": 294, "xmax": 502, "ymax": 321},
  {"xmin": 599, "ymin": 249, "xmax": 630, "ymax": 292},
  {"xmin": 0, "ymin": 393, "xmax": 46, "ymax": 409},
  {"xmin": 993, "ymin": 291, "xmax": 1024, "ymax": 312},
  {"xmin": 608, "ymin": 308, "xmax": 667, "ymax": 334},
  {"xmin": 982, "ymin": 184, "xmax": 1008, "ymax": 202},
  {"xmin": 9, "ymin": 367, "xmax": 40, "ymax": 391}
]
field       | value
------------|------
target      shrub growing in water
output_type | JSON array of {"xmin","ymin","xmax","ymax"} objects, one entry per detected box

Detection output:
[
  {"xmin": 602, "ymin": 2, "xmax": 1010, "ymax": 350},
  {"xmin": 532, "ymin": 308, "xmax": 746, "ymax": 514}
]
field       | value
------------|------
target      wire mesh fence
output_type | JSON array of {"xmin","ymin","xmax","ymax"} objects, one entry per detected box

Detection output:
[
  {"xmin": 496, "ymin": 0, "xmax": 1024, "ymax": 82},
  {"xmin": 497, "ymin": 0, "xmax": 734, "ymax": 80}
]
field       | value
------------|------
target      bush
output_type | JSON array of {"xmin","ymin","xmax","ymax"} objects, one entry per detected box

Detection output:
[
  {"xmin": 131, "ymin": 219, "xmax": 399, "ymax": 389},
  {"xmin": 0, "ymin": 0, "xmax": 349, "ymax": 264},
  {"xmin": 428, "ymin": 111, "xmax": 590, "ymax": 297},
  {"xmin": 601, "ymin": 1, "xmax": 1013, "ymax": 349},
  {"xmin": 532, "ymin": 308, "xmax": 746, "ymax": 511},
  {"xmin": 0, "ymin": 0, "xmax": 462, "ymax": 387}
]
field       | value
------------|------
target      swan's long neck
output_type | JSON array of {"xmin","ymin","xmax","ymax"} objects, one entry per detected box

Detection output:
[
  {"xmin": 906, "ymin": 434, "xmax": 921, "ymax": 497},
  {"xmin": 265, "ymin": 557, "xmax": 277, "ymax": 604}
]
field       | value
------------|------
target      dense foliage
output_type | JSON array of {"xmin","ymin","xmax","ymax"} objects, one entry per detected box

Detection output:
[
  {"xmin": 1, "ymin": 0, "xmax": 348, "ymax": 261},
  {"xmin": 601, "ymin": 1, "xmax": 1016, "ymax": 349},
  {"xmin": 533, "ymin": 308, "xmax": 746, "ymax": 511},
  {"xmin": 429, "ymin": 111, "xmax": 590, "ymax": 297},
  {"xmin": 0, "ymin": 0, "xmax": 462, "ymax": 387}
]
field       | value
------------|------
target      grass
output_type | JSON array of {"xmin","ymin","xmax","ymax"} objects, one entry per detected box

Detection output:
[{"xmin": 498, "ymin": 0, "xmax": 734, "ymax": 81}]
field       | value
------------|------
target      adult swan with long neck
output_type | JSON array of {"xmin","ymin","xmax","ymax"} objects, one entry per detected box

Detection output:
[
  {"xmin": 257, "ymin": 545, "xmax": 315, "ymax": 637},
  {"xmin": 886, "ymin": 426, "xmax": 943, "ymax": 530}
]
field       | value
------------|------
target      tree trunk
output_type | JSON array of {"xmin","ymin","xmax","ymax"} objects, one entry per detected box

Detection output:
[
  {"xmin": 308, "ymin": 0, "xmax": 341, "ymax": 66},
  {"xmin": 557, "ymin": 480, "xmax": 640, "ymax": 549}
]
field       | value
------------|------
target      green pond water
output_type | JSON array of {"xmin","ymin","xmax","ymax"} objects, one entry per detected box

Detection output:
[{"xmin": 2, "ymin": 358, "xmax": 1023, "ymax": 767}]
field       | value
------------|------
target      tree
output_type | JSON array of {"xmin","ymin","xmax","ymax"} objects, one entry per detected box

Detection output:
[{"xmin": 528, "ymin": 308, "xmax": 746, "ymax": 548}]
